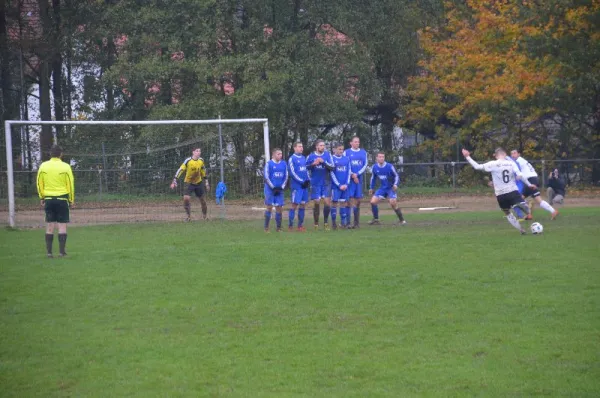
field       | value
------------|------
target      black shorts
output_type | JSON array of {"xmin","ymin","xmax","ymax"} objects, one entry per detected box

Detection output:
[
  {"xmin": 184, "ymin": 182, "xmax": 206, "ymax": 198},
  {"xmin": 522, "ymin": 177, "xmax": 540, "ymax": 198},
  {"xmin": 45, "ymin": 197, "xmax": 70, "ymax": 223},
  {"xmin": 496, "ymin": 190, "xmax": 525, "ymax": 211}
]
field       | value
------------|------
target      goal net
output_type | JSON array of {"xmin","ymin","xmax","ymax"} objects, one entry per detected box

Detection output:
[{"xmin": 3, "ymin": 119, "xmax": 270, "ymax": 227}]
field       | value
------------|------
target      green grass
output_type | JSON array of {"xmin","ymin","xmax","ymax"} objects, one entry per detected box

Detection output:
[{"xmin": 1, "ymin": 208, "xmax": 599, "ymax": 397}]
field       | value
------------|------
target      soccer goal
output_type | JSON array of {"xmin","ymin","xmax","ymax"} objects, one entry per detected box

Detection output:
[{"xmin": 3, "ymin": 118, "xmax": 270, "ymax": 228}]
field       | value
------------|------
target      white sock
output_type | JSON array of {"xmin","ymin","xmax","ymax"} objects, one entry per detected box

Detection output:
[
  {"xmin": 539, "ymin": 200, "xmax": 555, "ymax": 213},
  {"xmin": 506, "ymin": 213, "xmax": 522, "ymax": 231}
]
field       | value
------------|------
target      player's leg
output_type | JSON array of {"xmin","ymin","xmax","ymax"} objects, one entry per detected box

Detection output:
[
  {"xmin": 56, "ymin": 200, "xmax": 70, "ymax": 257},
  {"xmin": 349, "ymin": 182, "xmax": 363, "ymax": 228},
  {"xmin": 264, "ymin": 187, "xmax": 273, "ymax": 231},
  {"xmin": 45, "ymin": 221, "xmax": 56, "ymax": 258},
  {"xmin": 534, "ymin": 192, "xmax": 558, "ymax": 219},
  {"xmin": 389, "ymin": 196, "xmax": 406, "ymax": 225},
  {"xmin": 323, "ymin": 187, "xmax": 331, "ymax": 230},
  {"xmin": 183, "ymin": 194, "xmax": 192, "ymax": 221},
  {"xmin": 44, "ymin": 199, "xmax": 57, "ymax": 258},
  {"xmin": 288, "ymin": 202, "xmax": 298, "ymax": 230},
  {"xmin": 311, "ymin": 186, "xmax": 321, "ymax": 228},
  {"xmin": 196, "ymin": 184, "xmax": 208, "ymax": 219},
  {"xmin": 275, "ymin": 206, "xmax": 283, "ymax": 232},
  {"xmin": 369, "ymin": 194, "xmax": 381, "ymax": 224},
  {"xmin": 331, "ymin": 200, "xmax": 338, "ymax": 230},
  {"xmin": 297, "ymin": 188, "xmax": 308, "ymax": 231},
  {"xmin": 499, "ymin": 192, "xmax": 527, "ymax": 234}
]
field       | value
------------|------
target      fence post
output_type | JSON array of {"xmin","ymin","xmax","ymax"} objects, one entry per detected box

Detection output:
[
  {"xmin": 451, "ymin": 161, "xmax": 456, "ymax": 191},
  {"xmin": 541, "ymin": 160, "xmax": 546, "ymax": 190},
  {"xmin": 101, "ymin": 142, "xmax": 109, "ymax": 193},
  {"xmin": 98, "ymin": 168, "xmax": 103, "ymax": 197}
]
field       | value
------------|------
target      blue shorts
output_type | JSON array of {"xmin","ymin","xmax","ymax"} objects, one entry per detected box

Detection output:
[
  {"xmin": 375, "ymin": 188, "xmax": 397, "ymax": 200},
  {"xmin": 310, "ymin": 184, "xmax": 331, "ymax": 200},
  {"xmin": 264, "ymin": 186, "xmax": 285, "ymax": 207},
  {"xmin": 347, "ymin": 180, "xmax": 363, "ymax": 199},
  {"xmin": 331, "ymin": 187, "xmax": 349, "ymax": 202},
  {"xmin": 290, "ymin": 187, "xmax": 309, "ymax": 204}
]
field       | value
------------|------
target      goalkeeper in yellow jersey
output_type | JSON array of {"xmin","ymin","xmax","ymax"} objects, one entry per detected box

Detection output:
[
  {"xmin": 170, "ymin": 147, "xmax": 210, "ymax": 221},
  {"xmin": 37, "ymin": 145, "xmax": 75, "ymax": 258}
]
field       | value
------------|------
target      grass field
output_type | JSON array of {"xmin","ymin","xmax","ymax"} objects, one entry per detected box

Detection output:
[{"xmin": 1, "ymin": 207, "xmax": 599, "ymax": 397}]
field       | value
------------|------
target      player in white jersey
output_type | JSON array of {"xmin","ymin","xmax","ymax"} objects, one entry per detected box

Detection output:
[
  {"xmin": 510, "ymin": 150, "xmax": 559, "ymax": 220},
  {"xmin": 463, "ymin": 147, "xmax": 536, "ymax": 234}
]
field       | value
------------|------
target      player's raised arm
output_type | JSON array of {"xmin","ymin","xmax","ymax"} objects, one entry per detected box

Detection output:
[{"xmin": 462, "ymin": 148, "xmax": 485, "ymax": 170}]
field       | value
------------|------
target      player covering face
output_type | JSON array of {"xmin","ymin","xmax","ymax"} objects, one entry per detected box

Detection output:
[{"xmin": 344, "ymin": 136, "xmax": 368, "ymax": 228}]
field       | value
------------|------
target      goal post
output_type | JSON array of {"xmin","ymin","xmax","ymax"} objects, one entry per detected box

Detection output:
[{"xmin": 4, "ymin": 118, "xmax": 270, "ymax": 227}]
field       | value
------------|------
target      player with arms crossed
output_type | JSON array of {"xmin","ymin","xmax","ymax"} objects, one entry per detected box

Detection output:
[
  {"xmin": 170, "ymin": 147, "xmax": 210, "ymax": 221},
  {"xmin": 37, "ymin": 145, "xmax": 75, "ymax": 258},
  {"xmin": 463, "ymin": 147, "xmax": 536, "ymax": 234},
  {"xmin": 368, "ymin": 151, "xmax": 406, "ymax": 226},
  {"xmin": 264, "ymin": 148, "xmax": 288, "ymax": 232},
  {"xmin": 330, "ymin": 143, "xmax": 351, "ymax": 230},
  {"xmin": 344, "ymin": 136, "xmax": 368, "ymax": 228},
  {"xmin": 510, "ymin": 149, "xmax": 559, "ymax": 220},
  {"xmin": 288, "ymin": 142, "xmax": 310, "ymax": 231},
  {"xmin": 306, "ymin": 140, "xmax": 335, "ymax": 230}
]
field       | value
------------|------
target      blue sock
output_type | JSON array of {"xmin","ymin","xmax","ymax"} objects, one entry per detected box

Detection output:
[
  {"xmin": 341, "ymin": 207, "xmax": 348, "ymax": 226},
  {"xmin": 331, "ymin": 206, "xmax": 337, "ymax": 223},
  {"xmin": 264, "ymin": 210, "xmax": 272, "ymax": 229},
  {"xmin": 288, "ymin": 208, "xmax": 296, "ymax": 227},
  {"xmin": 275, "ymin": 212, "xmax": 282, "ymax": 229},
  {"xmin": 513, "ymin": 206, "xmax": 524, "ymax": 219},
  {"xmin": 298, "ymin": 208, "xmax": 305, "ymax": 227},
  {"xmin": 371, "ymin": 204, "xmax": 379, "ymax": 219},
  {"xmin": 353, "ymin": 207, "xmax": 359, "ymax": 223}
]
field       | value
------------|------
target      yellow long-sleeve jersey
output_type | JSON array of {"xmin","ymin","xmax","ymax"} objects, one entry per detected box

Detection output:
[
  {"xmin": 174, "ymin": 157, "xmax": 206, "ymax": 184},
  {"xmin": 37, "ymin": 158, "xmax": 75, "ymax": 203}
]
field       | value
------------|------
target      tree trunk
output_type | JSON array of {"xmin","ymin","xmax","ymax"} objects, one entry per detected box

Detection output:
[
  {"xmin": 52, "ymin": 0, "xmax": 63, "ymax": 135},
  {"xmin": 38, "ymin": 0, "xmax": 53, "ymax": 160}
]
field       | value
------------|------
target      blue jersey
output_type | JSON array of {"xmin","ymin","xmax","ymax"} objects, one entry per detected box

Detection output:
[
  {"xmin": 331, "ymin": 155, "xmax": 351, "ymax": 188},
  {"xmin": 306, "ymin": 151, "xmax": 334, "ymax": 186},
  {"xmin": 370, "ymin": 162, "xmax": 400, "ymax": 191},
  {"xmin": 264, "ymin": 159, "xmax": 288, "ymax": 189},
  {"xmin": 344, "ymin": 148, "xmax": 368, "ymax": 180},
  {"xmin": 288, "ymin": 154, "xmax": 309, "ymax": 188},
  {"xmin": 507, "ymin": 156, "xmax": 524, "ymax": 194}
]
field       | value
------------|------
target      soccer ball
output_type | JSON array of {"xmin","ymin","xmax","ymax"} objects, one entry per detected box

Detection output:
[{"xmin": 530, "ymin": 222, "xmax": 544, "ymax": 234}]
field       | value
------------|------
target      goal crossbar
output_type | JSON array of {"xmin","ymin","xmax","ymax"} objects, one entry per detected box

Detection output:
[{"xmin": 4, "ymin": 118, "xmax": 270, "ymax": 227}]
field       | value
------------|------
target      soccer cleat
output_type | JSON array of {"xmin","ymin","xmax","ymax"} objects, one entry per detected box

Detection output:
[
  {"xmin": 59, "ymin": 252, "xmax": 67, "ymax": 257},
  {"xmin": 324, "ymin": 223, "xmax": 330, "ymax": 231},
  {"xmin": 520, "ymin": 229, "xmax": 527, "ymax": 235},
  {"xmin": 314, "ymin": 224, "xmax": 319, "ymax": 231},
  {"xmin": 47, "ymin": 253, "xmax": 53, "ymax": 259},
  {"xmin": 332, "ymin": 222, "xmax": 338, "ymax": 230},
  {"xmin": 551, "ymin": 210, "xmax": 559, "ymax": 220},
  {"xmin": 276, "ymin": 228, "xmax": 282, "ymax": 233},
  {"xmin": 288, "ymin": 226, "xmax": 294, "ymax": 232},
  {"xmin": 185, "ymin": 216, "xmax": 191, "ymax": 222},
  {"xmin": 264, "ymin": 228, "xmax": 270, "ymax": 233},
  {"xmin": 368, "ymin": 219, "xmax": 381, "ymax": 225},
  {"xmin": 297, "ymin": 226, "xmax": 306, "ymax": 232},
  {"xmin": 395, "ymin": 220, "xmax": 407, "ymax": 226},
  {"xmin": 525, "ymin": 214, "xmax": 533, "ymax": 221}
]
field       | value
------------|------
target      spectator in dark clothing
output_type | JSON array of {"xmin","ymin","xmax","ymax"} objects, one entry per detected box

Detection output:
[{"xmin": 547, "ymin": 168, "xmax": 566, "ymax": 205}]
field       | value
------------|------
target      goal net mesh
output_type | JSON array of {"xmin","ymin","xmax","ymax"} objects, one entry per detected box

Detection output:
[{"xmin": 4, "ymin": 122, "xmax": 267, "ymax": 226}]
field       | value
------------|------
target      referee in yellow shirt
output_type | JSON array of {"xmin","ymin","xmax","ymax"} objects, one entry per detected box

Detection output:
[{"xmin": 36, "ymin": 145, "xmax": 75, "ymax": 258}]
